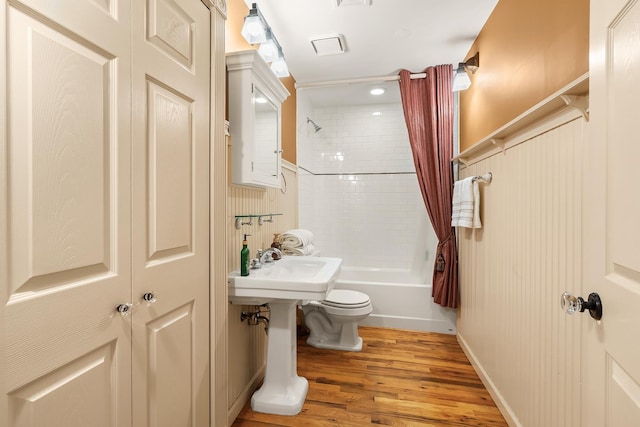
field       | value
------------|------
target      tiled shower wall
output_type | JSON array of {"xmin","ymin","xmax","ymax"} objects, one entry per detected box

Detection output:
[{"xmin": 298, "ymin": 103, "xmax": 435, "ymax": 274}]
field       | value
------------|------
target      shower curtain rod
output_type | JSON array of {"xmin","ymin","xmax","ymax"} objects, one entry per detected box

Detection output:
[{"xmin": 295, "ymin": 72, "xmax": 427, "ymax": 89}]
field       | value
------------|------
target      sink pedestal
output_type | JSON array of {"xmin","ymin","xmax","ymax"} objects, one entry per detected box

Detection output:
[
  {"xmin": 251, "ymin": 300, "xmax": 308, "ymax": 415},
  {"xmin": 227, "ymin": 256, "xmax": 343, "ymax": 415}
]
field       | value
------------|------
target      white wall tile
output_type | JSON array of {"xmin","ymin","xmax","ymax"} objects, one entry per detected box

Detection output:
[{"xmin": 298, "ymin": 102, "xmax": 437, "ymax": 272}]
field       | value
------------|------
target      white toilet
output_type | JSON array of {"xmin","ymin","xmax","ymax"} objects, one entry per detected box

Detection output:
[{"xmin": 301, "ymin": 288, "xmax": 373, "ymax": 352}]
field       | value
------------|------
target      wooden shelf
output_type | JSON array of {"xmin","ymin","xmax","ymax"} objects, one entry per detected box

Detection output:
[{"xmin": 454, "ymin": 73, "xmax": 589, "ymax": 167}]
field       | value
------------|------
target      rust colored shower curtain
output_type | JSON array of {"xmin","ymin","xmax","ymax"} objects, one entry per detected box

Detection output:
[{"xmin": 398, "ymin": 65, "xmax": 458, "ymax": 308}]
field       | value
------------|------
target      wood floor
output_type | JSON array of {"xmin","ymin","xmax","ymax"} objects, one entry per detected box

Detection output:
[{"xmin": 231, "ymin": 326, "xmax": 507, "ymax": 427}]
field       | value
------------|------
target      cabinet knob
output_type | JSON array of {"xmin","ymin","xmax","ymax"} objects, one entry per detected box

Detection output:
[
  {"xmin": 116, "ymin": 303, "xmax": 132, "ymax": 316},
  {"xmin": 142, "ymin": 292, "xmax": 156, "ymax": 303}
]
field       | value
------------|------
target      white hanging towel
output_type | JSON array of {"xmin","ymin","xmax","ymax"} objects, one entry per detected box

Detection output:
[{"xmin": 451, "ymin": 177, "xmax": 482, "ymax": 228}]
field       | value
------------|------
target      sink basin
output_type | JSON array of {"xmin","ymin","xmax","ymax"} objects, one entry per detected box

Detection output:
[
  {"xmin": 227, "ymin": 256, "xmax": 343, "ymax": 416},
  {"xmin": 228, "ymin": 256, "xmax": 342, "ymax": 304}
]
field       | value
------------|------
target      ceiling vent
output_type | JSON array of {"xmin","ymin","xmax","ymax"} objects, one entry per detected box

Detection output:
[{"xmin": 310, "ymin": 34, "xmax": 346, "ymax": 56}]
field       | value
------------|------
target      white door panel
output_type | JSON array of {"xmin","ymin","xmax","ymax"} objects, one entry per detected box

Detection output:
[
  {"xmin": 146, "ymin": 0, "xmax": 197, "ymax": 70},
  {"xmin": 144, "ymin": 303, "xmax": 196, "ymax": 426},
  {"xmin": 7, "ymin": 7, "xmax": 115, "ymax": 292},
  {"xmin": 1, "ymin": 0, "xmax": 132, "ymax": 425},
  {"xmin": 2, "ymin": 0, "xmax": 211, "ymax": 425},
  {"xmin": 8, "ymin": 343, "xmax": 118, "ymax": 427},
  {"xmin": 131, "ymin": 0, "xmax": 210, "ymax": 425},
  {"xmin": 586, "ymin": 0, "xmax": 640, "ymax": 425},
  {"xmin": 145, "ymin": 79, "xmax": 194, "ymax": 263}
]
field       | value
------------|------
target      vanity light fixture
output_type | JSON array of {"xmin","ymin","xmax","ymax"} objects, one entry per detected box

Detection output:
[
  {"xmin": 242, "ymin": 3, "xmax": 290, "ymax": 79},
  {"xmin": 270, "ymin": 46, "xmax": 290, "ymax": 77},
  {"xmin": 370, "ymin": 88, "xmax": 385, "ymax": 95},
  {"xmin": 258, "ymin": 28, "xmax": 280, "ymax": 62},
  {"xmin": 241, "ymin": 3, "xmax": 268, "ymax": 45},
  {"xmin": 453, "ymin": 52, "xmax": 480, "ymax": 92}
]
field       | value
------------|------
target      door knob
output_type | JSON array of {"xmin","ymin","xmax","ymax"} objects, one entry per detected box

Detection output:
[
  {"xmin": 561, "ymin": 291, "xmax": 602, "ymax": 320},
  {"xmin": 142, "ymin": 292, "xmax": 156, "ymax": 303},
  {"xmin": 116, "ymin": 303, "xmax": 132, "ymax": 316}
]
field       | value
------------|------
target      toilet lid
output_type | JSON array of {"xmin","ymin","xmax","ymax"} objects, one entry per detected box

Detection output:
[{"xmin": 320, "ymin": 289, "xmax": 370, "ymax": 309}]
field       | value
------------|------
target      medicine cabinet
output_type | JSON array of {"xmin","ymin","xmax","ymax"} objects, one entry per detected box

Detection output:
[{"xmin": 227, "ymin": 50, "xmax": 290, "ymax": 188}]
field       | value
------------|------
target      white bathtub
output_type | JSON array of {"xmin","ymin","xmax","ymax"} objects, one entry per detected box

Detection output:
[{"xmin": 334, "ymin": 266, "xmax": 457, "ymax": 334}]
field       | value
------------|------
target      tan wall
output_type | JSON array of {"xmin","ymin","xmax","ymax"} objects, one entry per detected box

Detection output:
[
  {"xmin": 225, "ymin": 0, "xmax": 297, "ymax": 164},
  {"xmin": 225, "ymin": 0, "xmax": 253, "ymax": 52},
  {"xmin": 459, "ymin": 0, "xmax": 588, "ymax": 150},
  {"xmin": 280, "ymin": 76, "xmax": 297, "ymax": 164}
]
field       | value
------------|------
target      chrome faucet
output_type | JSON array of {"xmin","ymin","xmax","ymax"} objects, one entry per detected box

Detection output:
[
  {"xmin": 250, "ymin": 249, "xmax": 264, "ymax": 269},
  {"xmin": 259, "ymin": 247, "xmax": 283, "ymax": 266}
]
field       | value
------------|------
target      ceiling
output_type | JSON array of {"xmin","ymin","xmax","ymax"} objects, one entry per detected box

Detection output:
[
  {"xmin": 249, "ymin": 0, "xmax": 499, "ymax": 86},
  {"xmin": 300, "ymin": 79, "xmax": 402, "ymax": 108}
]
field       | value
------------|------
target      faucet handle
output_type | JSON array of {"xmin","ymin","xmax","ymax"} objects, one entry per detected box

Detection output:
[
  {"xmin": 256, "ymin": 249, "xmax": 263, "ymax": 258},
  {"xmin": 260, "ymin": 247, "xmax": 282, "ymax": 264}
]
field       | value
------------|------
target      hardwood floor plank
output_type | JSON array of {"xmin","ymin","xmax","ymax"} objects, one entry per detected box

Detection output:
[{"xmin": 231, "ymin": 327, "xmax": 507, "ymax": 427}]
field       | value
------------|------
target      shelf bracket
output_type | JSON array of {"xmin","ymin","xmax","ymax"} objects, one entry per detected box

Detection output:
[
  {"xmin": 490, "ymin": 138, "xmax": 506, "ymax": 154},
  {"xmin": 560, "ymin": 95, "xmax": 589, "ymax": 122},
  {"xmin": 453, "ymin": 156, "xmax": 470, "ymax": 168},
  {"xmin": 258, "ymin": 215, "xmax": 274, "ymax": 225},
  {"xmin": 235, "ymin": 217, "xmax": 253, "ymax": 229},
  {"xmin": 235, "ymin": 213, "xmax": 282, "ymax": 229}
]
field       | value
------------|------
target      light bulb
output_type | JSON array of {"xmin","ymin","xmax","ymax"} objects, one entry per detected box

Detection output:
[{"xmin": 241, "ymin": 14, "xmax": 266, "ymax": 44}]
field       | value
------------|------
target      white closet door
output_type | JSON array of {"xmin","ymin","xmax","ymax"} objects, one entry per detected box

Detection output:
[
  {"xmin": 1, "ymin": 0, "xmax": 132, "ymax": 426},
  {"xmin": 131, "ymin": 0, "xmax": 211, "ymax": 426},
  {"xmin": 585, "ymin": 0, "xmax": 640, "ymax": 425}
]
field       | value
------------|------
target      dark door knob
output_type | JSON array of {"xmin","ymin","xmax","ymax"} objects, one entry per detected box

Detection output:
[{"xmin": 561, "ymin": 292, "xmax": 602, "ymax": 320}]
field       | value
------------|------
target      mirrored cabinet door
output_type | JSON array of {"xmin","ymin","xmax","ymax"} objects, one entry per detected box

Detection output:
[
  {"xmin": 227, "ymin": 50, "xmax": 290, "ymax": 188},
  {"xmin": 253, "ymin": 86, "xmax": 280, "ymax": 181}
]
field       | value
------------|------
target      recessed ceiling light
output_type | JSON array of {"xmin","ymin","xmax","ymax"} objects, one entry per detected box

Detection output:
[
  {"xmin": 372, "ymin": 111, "xmax": 382, "ymax": 116},
  {"xmin": 370, "ymin": 88, "xmax": 385, "ymax": 95},
  {"xmin": 334, "ymin": 0, "xmax": 372, "ymax": 7}
]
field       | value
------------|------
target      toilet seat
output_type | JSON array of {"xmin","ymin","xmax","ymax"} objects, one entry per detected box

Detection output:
[{"xmin": 320, "ymin": 289, "xmax": 370, "ymax": 309}]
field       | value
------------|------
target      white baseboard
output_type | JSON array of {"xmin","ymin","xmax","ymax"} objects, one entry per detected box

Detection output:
[
  {"xmin": 226, "ymin": 365, "xmax": 265, "ymax": 426},
  {"xmin": 456, "ymin": 333, "xmax": 521, "ymax": 427},
  {"xmin": 362, "ymin": 314, "xmax": 456, "ymax": 335}
]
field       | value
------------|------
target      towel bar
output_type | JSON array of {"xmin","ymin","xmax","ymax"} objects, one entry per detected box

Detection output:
[{"xmin": 472, "ymin": 172, "xmax": 492, "ymax": 183}]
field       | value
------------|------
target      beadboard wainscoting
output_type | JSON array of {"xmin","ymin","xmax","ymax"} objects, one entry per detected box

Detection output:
[
  {"xmin": 457, "ymin": 109, "xmax": 586, "ymax": 426},
  {"xmin": 226, "ymin": 147, "xmax": 298, "ymax": 425}
]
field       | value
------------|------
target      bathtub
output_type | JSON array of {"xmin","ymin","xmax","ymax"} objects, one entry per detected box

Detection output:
[{"xmin": 333, "ymin": 266, "xmax": 457, "ymax": 334}]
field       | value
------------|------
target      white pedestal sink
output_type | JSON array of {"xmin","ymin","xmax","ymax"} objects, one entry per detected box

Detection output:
[{"xmin": 228, "ymin": 256, "xmax": 342, "ymax": 416}]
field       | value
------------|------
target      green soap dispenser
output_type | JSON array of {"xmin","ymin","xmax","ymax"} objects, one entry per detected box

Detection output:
[{"xmin": 241, "ymin": 234, "xmax": 251, "ymax": 276}]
